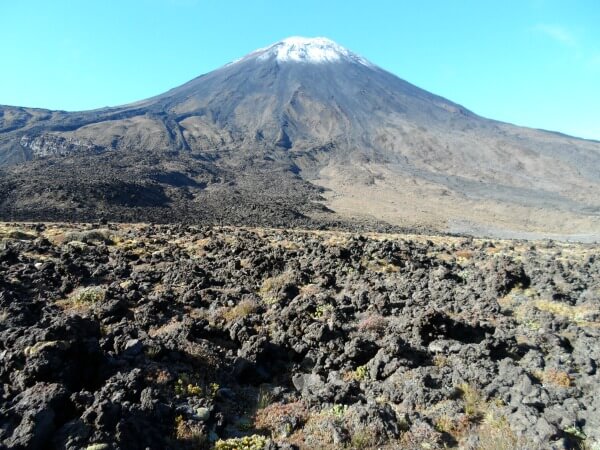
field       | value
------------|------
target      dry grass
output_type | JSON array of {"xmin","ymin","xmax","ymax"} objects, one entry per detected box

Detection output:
[
  {"xmin": 299, "ymin": 283, "xmax": 321, "ymax": 297},
  {"xmin": 57, "ymin": 286, "xmax": 106, "ymax": 310},
  {"xmin": 362, "ymin": 258, "xmax": 400, "ymax": 273},
  {"xmin": 533, "ymin": 369, "xmax": 572, "ymax": 388},
  {"xmin": 433, "ymin": 354, "xmax": 449, "ymax": 367},
  {"xmin": 259, "ymin": 272, "xmax": 294, "ymax": 304},
  {"xmin": 357, "ymin": 313, "xmax": 388, "ymax": 333},
  {"xmin": 458, "ymin": 383, "xmax": 484, "ymax": 418},
  {"xmin": 148, "ymin": 319, "xmax": 184, "ymax": 338},
  {"xmin": 174, "ymin": 415, "xmax": 207, "ymax": 447},
  {"xmin": 434, "ymin": 414, "xmax": 471, "ymax": 441},
  {"xmin": 533, "ymin": 299, "xmax": 599, "ymax": 327},
  {"xmin": 222, "ymin": 299, "xmax": 260, "ymax": 322},
  {"xmin": 474, "ymin": 410, "xmax": 529, "ymax": 450},
  {"xmin": 254, "ymin": 401, "xmax": 309, "ymax": 438},
  {"xmin": 268, "ymin": 238, "xmax": 300, "ymax": 251},
  {"xmin": 455, "ymin": 249, "xmax": 475, "ymax": 260}
]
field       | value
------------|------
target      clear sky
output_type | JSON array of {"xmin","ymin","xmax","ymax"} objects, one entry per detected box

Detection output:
[{"xmin": 1, "ymin": 0, "xmax": 598, "ymax": 140}]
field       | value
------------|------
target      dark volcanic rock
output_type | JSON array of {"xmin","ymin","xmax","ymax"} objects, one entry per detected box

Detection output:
[{"xmin": 0, "ymin": 223, "xmax": 598, "ymax": 449}]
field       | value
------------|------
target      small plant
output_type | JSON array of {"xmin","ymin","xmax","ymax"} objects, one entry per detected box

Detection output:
[
  {"xmin": 256, "ymin": 386, "xmax": 274, "ymax": 410},
  {"xmin": 455, "ymin": 249, "xmax": 474, "ymax": 260},
  {"xmin": 313, "ymin": 304, "xmax": 333, "ymax": 319},
  {"xmin": 564, "ymin": 425, "xmax": 586, "ymax": 440},
  {"xmin": 222, "ymin": 299, "xmax": 259, "ymax": 322},
  {"xmin": 150, "ymin": 368, "xmax": 171, "ymax": 385},
  {"xmin": 69, "ymin": 287, "xmax": 106, "ymax": 305},
  {"xmin": 435, "ymin": 414, "xmax": 471, "ymax": 440},
  {"xmin": 331, "ymin": 404, "xmax": 347, "ymax": 420},
  {"xmin": 254, "ymin": 401, "xmax": 308, "ymax": 437},
  {"xmin": 349, "ymin": 427, "xmax": 379, "ymax": 448},
  {"xmin": 534, "ymin": 369, "xmax": 572, "ymax": 388},
  {"xmin": 354, "ymin": 365, "xmax": 368, "ymax": 381},
  {"xmin": 209, "ymin": 382, "xmax": 220, "ymax": 398},
  {"xmin": 214, "ymin": 435, "xmax": 268, "ymax": 450},
  {"xmin": 458, "ymin": 383, "xmax": 483, "ymax": 418},
  {"xmin": 174, "ymin": 415, "xmax": 207, "ymax": 446},
  {"xmin": 357, "ymin": 313, "xmax": 388, "ymax": 333},
  {"xmin": 174, "ymin": 374, "xmax": 202, "ymax": 397},
  {"xmin": 144, "ymin": 345, "xmax": 161, "ymax": 359},
  {"xmin": 259, "ymin": 272, "xmax": 295, "ymax": 304},
  {"xmin": 433, "ymin": 354, "xmax": 449, "ymax": 367}
]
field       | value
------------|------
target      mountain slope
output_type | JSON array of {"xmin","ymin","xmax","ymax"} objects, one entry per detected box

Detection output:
[{"xmin": 1, "ymin": 37, "xmax": 599, "ymax": 238}]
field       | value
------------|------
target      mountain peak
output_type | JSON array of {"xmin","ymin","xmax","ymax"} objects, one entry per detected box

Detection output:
[{"xmin": 247, "ymin": 36, "xmax": 372, "ymax": 66}]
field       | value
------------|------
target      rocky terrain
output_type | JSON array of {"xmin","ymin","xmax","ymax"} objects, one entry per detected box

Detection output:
[
  {"xmin": 1, "ymin": 222, "xmax": 599, "ymax": 449},
  {"xmin": 1, "ymin": 37, "xmax": 599, "ymax": 238}
]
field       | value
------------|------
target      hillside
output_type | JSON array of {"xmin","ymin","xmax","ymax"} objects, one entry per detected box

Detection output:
[{"xmin": 0, "ymin": 37, "xmax": 599, "ymax": 239}]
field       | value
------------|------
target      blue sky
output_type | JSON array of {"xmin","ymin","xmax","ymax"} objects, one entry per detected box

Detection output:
[{"xmin": 1, "ymin": 0, "xmax": 598, "ymax": 140}]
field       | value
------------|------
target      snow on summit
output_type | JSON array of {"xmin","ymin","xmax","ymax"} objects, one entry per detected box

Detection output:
[{"xmin": 251, "ymin": 37, "xmax": 372, "ymax": 65}]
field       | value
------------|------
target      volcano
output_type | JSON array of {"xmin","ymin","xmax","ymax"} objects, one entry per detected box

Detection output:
[{"xmin": 1, "ymin": 37, "xmax": 599, "ymax": 239}]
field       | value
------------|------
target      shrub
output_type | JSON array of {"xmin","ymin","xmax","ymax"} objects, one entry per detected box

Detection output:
[
  {"xmin": 458, "ymin": 383, "xmax": 483, "ymax": 418},
  {"xmin": 214, "ymin": 435, "xmax": 268, "ymax": 450},
  {"xmin": 254, "ymin": 401, "xmax": 309, "ymax": 437},
  {"xmin": 6, "ymin": 229, "xmax": 37, "ymax": 240},
  {"xmin": 174, "ymin": 374, "xmax": 202, "ymax": 397},
  {"xmin": 535, "ymin": 369, "xmax": 572, "ymax": 388},
  {"xmin": 349, "ymin": 428, "xmax": 379, "ymax": 449},
  {"xmin": 475, "ymin": 411, "xmax": 528, "ymax": 450},
  {"xmin": 256, "ymin": 386, "xmax": 274, "ymax": 410},
  {"xmin": 64, "ymin": 229, "xmax": 114, "ymax": 245},
  {"xmin": 455, "ymin": 249, "xmax": 474, "ymax": 260},
  {"xmin": 259, "ymin": 272, "xmax": 295, "ymax": 304},
  {"xmin": 313, "ymin": 304, "xmax": 333, "ymax": 319},
  {"xmin": 69, "ymin": 287, "xmax": 106, "ymax": 305},
  {"xmin": 435, "ymin": 414, "xmax": 470, "ymax": 441},
  {"xmin": 174, "ymin": 415, "xmax": 207, "ymax": 446},
  {"xmin": 222, "ymin": 299, "xmax": 259, "ymax": 322},
  {"xmin": 330, "ymin": 404, "xmax": 347, "ymax": 420},
  {"xmin": 357, "ymin": 313, "xmax": 388, "ymax": 332}
]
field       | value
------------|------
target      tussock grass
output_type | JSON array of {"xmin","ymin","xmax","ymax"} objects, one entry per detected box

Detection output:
[
  {"xmin": 222, "ymin": 299, "xmax": 259, "ymax": 322},
  {"xmin": 533, "ymin": 368, "xmax": 572, "ymax": 388},
  {"xmin": 57, "ymin": 286, "xmax": 106, "ymax": 310},
  {"xmin": 259, "ymin": 272, "xmax": 295, "ymax": 304},
  {"xmin": 533, "ymin": 299, "xmax": 599, "ymax": 327}
]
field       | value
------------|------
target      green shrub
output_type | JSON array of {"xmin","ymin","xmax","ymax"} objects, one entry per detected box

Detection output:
[
  {"xmin": 214, "ymin": 435, "xmax": 268, "ymax": 450},
  {"xmin": 69, "ymin": 287, "xmax": 106, "ymax": 305}
]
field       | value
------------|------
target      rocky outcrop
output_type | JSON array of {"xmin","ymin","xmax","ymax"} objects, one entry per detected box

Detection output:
[
  {"xmin": 20, "ymin": 134, "xmax": 105, "ymax": 158},
  {"xmin": 0, "ymin": 223, "xmax": 598, "ymax": 449}
]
